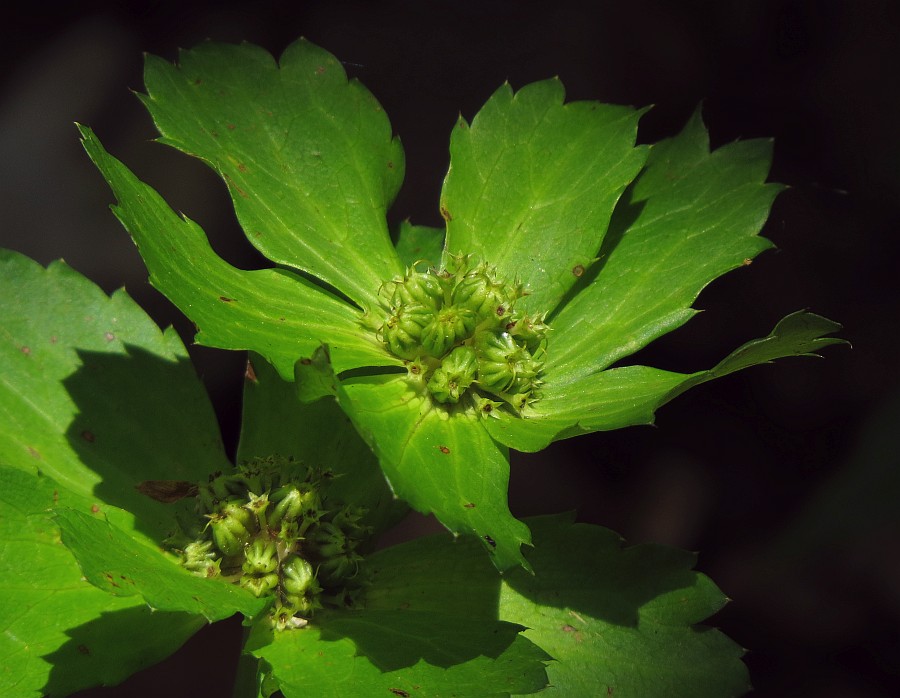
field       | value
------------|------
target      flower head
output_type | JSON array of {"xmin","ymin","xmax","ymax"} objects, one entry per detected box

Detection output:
[{"xmin": 82, "ymin": 39, "xmax": 844, "ymax": 570}]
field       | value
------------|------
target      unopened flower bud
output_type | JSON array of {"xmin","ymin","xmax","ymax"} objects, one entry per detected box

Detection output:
[
  {"xmin": 427, "ymin": 345, "xmax": 477, "ymax": 403},
  {"xmin": 243, "ymin": 539, "xmax": 278, "ymax": 575},
  {"xmin": 420, "ymin": 305, "xmax": 478, "ymax": 357},
  {"xmin": 383, "ymin": 304, "xmax": 432, "ymax": 359},
  {"xmin": 270, "ymin": 486, "xmax": 318, "ymax": 527},
  {"xmin": 391, "ymin": 270, "xmax": 444, "ymax": 309},
  {"xmin": 241, "ymin": 572, "xmax": 279, "ymax": 597},
  {"xmin": 281, "ymin": 555, "xmax": 316, "ymax": 596},
  {"xmin": 208, "ymin": 511, "xmax": 252, "ymax": 557}
]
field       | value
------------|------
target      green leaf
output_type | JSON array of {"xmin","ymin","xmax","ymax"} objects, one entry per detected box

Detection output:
[
  {"xmin": 0, "ymin": 249, "xmax": 226, "ymax": 544},
  {"xmin": 441, "ymin": 79, "xmax": 647, "ymax": 313},
  {"xmin": 549, "ymin": 109, "xmax": 782, "ymax": 380},
  {"xmin": 247, "ymin": 609, "xmax": 549, "ymax": 697},
  {"xmin": 237, "ymin": 352, "xmax": 407, "ymax": 536},
  {"xmin": 336, "ymin": 372, "xmax": 532, "ymax": 571},
  {"xmin": 392, "ymin": 221, "xmax": 445, "ymax": 269},
  {"xmin": 487, "ymin": 310, "xmax": 844, "ymax": 452},
  {"xmin": 0, "ymin": 467, "xmax": 203, "ymax": 697},
  {"xmin": 79, "ymin": 125, "xmax": 399, "ymax": 379},
  {"xmin": 54, "ymin": 506, "xmax": 269, "ymax": 622},
  {"xmin": 365, "ymin": 514, "xmax": 748, "ymax": 697},
  {"xmin": 140, "ymin": 39, "xmax": 404, "ymax": 310},
  {"xmin": 500, "ymin": 515, "xmax": 750, "ymax": 697}
]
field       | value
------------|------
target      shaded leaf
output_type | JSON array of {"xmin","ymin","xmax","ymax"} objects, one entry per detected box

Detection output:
[
  {"xmin": 79, "ymin": 126, "xmax": 399, "ymax": 379},
  {"xmin": 0, "ymin": 249, "xmax": 226, "ymax": 544},
  {"xmin": 549, "ymin": 110, "xmax": 781, "ymax": 380},
  {"xmin": 392, "ymin": 221, "xmax": 445, "ymax": 269},
  {"xmin": 365, "ymin": 513, "xmax": 749, "ymax": 697},
  {"xmin": 441, "ymin": 79, "xmax": 646, "ymax": 313},
  {"xmin": 238, "ymin": 352, "xmax": 406, "ymax": 537},
  {"xmin": 55, "ymin": 506, "xmax": 269, "ymax": 622},
  {"xmin": 501, "ymin": 515, "xmax": 750, "ymax": 697},
  {"xmin": 247, "ymin": 609, "xmax": 549, "ymax": 697},
  {"xmin": 0, "ymin": 467, "xmax": 203, "ymax": 697},
  {"xmin": 140, "ymin": 39, "xmax": 404, "ymax": 309}
]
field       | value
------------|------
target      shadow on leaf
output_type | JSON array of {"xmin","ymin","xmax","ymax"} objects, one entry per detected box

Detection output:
[
  {"xmin": 41, "ymin": 605, "xmax": 203, "ymax": 697},
  {"xmin": 62, "ymin": 345, "xmax": 229, "ymax": 543}
]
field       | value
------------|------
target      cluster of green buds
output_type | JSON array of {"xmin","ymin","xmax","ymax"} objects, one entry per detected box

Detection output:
[
  {"xmin": 172, "ymin": 456, "xmax": 371, "ymax": 631},
  {"xmin": 379, "ymin": 254, "xmax": 549, "ymax": 412}
]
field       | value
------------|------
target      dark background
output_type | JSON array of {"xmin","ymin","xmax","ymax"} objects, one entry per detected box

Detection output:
[{"xmin": 2, "ymin": 2, "xmax": 898, "ymax": 696}]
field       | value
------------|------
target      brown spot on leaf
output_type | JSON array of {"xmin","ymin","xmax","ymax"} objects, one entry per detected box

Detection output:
[
  {"xmin": 562, "ymin": 624, "xmax": 576, "ymax": 632},
  {"xmin": 572, "ymin": 264, "xmax": 585, "ymax": 277},
  {"xmin": 211, "ymin": 130, "xmax": 219, "ymax": 138},
  {"xmin": 91, "ymin": 504, "xmax": 100, "ymax": 513},
  {"xmin": 27, "ymin": 446, "xmax": 41, "ymax": 459},
  {"xmin": 218, "ymin": 296, "xmax": 234, "ymax": 303},
  {"xmin": 104, "ymin": 332, "xmax": 115, "ymax": 342},
  {"xmin": 103, "ymin": 572, "xmax": 119, "ymax": 588},
  {"xmin": 226, "ymin": 123, "xmax": 236, "ymax": 130},
  {"xmin": 389, "ymin": 690, "xmax": 410, "ymax": 697},
  {"xmin": 20, "ymin": 345, "xmax": 31, "ymax": 356},
  {"xmin": 299, "ymin": 357, "xmax": 312, "ymax": 365},
  {"xmin": 315, "ymin": 65, "xmax": 326, "ymax": 75},
  {"xmin": 387, "ymin": 161, "xmax": 394, "ymax": 169},
  {"xmin": 245, "ymin": 360, "xmax": 258, "ymax": 382},
  {"xmin": 464, "ymin": 502, "xmax": 476, "ymax": 509},
  {"xmin": 52, "ymin": 490, "xmax": 59, "ymax": 503},
  {"xmin": 77, "ymin": 644, "xmax": 91, "ymax": 655},
  {"xmin": 81, "ymin": 430, "xmax": 95, "ymax": 443},
  {"xmin": 438, "ymin": 445, "xmax": 450, "ymax": 454},
  {"xmin": 742, "ymin": 258, "xmax": 753, "ymax": 266},
  {"xmin": 483, "ymin": 534, "xmax": 496, "ymax": 548},
  {"xmin": 50, "ymin": 335, "xmax": 58, "ymax": 344},
  {"xmin": 237, "ymin": 163, "xmax": 247, "ymax": 172},
  {"xmin": 439, "ymin": 205, "xmax": 452, "ymax": 221},
  {"xmin": 136, "ymin": 480, "xmax": 198, "ymax": 503},
  {"xmin": 193, "ymin": 78, "xmax": 202, "ymax": 85}
]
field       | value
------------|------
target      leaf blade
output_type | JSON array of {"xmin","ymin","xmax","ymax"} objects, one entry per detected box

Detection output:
[
  {"xmin": 141, "ymin": 39, "xmax": 404, "ymax": 309},
  {"xmin": 79, "ymin": 125, "xmax": 398, "ymax": 378},
  {"xmin": 441, "ymin": 79, "xmax": 647, "ymax": 314}
]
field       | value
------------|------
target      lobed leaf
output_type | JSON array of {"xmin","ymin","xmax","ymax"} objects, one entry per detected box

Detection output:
[
  {"xmin": 335, "ymin": 372, "xmax": 532, "ymax": 572},
  {"xmin": 364, "ymin": 514, "xmax": 749, "ymax": 697},
  {"xmin": 247, "ymin": 609, "xmax": 549, "ymax": 697},
  {"xmin": 441, "ymin": 79, "xmax": 647, "ymax": 314},
  {"xmin": 549, "ymin": 109, "xmax": 781, "ymax": 379},
  {"xmin": 500, "ymin": 515, "xmax": 750, "ymax": 697},
  {"xmin": 140, "ymin": 39, "xmax": 404, "ymax": 310},
  {"xmin": 0, "ymin": 248, "xmax": 226, "ymax": 544},
  {"xmin": 55, "ymin": 506, "xmax": 269, "ymax": 622},
  {"xmin": 0, "ymin": 467, "xmax": 203, "ymax": 697},
  {"xmin": 487, "ymin": 311, "xmax": 844, "ymax": 452},
  {"xmin": 237, "ymin": 352, "xmax": 407, "ymax": 537},
  {"xmin": 392, "ymin": 220, "xmax": 445, "ymax": 269},
  {"xmin": 80, "ymin": 126, "xmax": 399, "ymax": 379}
]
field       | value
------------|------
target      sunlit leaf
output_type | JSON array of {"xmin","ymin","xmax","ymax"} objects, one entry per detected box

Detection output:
[
  {"xmin": 140, "ymin": 39, "xmax": 404, "ymax": 309},
  {"xmin": 441, "ymin": 79, "xmax": 646, "ymax": 313}
]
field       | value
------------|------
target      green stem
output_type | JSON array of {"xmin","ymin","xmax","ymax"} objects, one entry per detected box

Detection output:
[{"xmin": 232, "ymin": 628, "xmax": 264, "ymax": 698}]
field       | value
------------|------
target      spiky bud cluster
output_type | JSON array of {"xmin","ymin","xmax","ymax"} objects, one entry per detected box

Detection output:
[
  {"xmin": 379, "ymin": 255, "xmax": 548, "ymax": 411},
  {"xmin": 170, "ymin": 456, "xmax": 370, "ymax": 631}
]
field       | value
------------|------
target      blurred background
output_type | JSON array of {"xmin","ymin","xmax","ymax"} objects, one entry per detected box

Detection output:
[{"xmin": 1, "ymin": 2, "xmax": 897, "ymax": 696}]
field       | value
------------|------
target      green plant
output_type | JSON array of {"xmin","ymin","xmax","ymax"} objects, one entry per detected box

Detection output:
[{"xmin": 0, "ymin": 39, "xmax": 842, "ymax": 697}]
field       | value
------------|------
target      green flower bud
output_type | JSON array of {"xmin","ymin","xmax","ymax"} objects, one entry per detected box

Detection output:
[
  {"xmin": 427, "ymin": 345, "xmax": 477, "ymax": 403},
  {"xmin": 243, "ymin": 539, "xmax": 278, "ymax": 575},
  {"xmin": 241, "ymin": 572, "xmax": 279, "ymax": 597},
  {"xmin": 452, "ymin": 265, "xmax": 516, "ymax": 320},
  {"xmin": 383, "ymin": 304, "xmax": 432, "ymax": 359},
  {"xmin": 281, "ymin": 555, "xmax": 316, "ymax": 597},
  {"xmin": 182, "ymin": 540, "xmax": 220, "ymax": 577},
  {"xmin": 208, "ymin": 511, "xmax": 252, "ymax": 557},
  {"xmin": 244, "ymin": 491, "xmax": 271, "ymax": 529},
  {"xmin": 420, "ymin": 305, "xmax": 478, "ymax": 357},
  {"xmin": 507, "ymin": 312, "xmax": 550, "ymax": 354},
  {"xmin": 270, "ymin": 485, "xmax": 319, "ymax": 527},
  {"xmin": 391, "ymin": 270, "xmax": 445, "ymax": 309}
]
